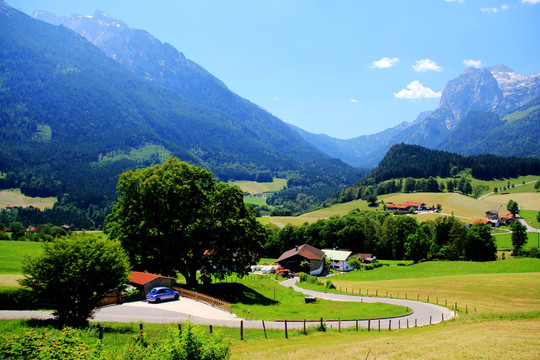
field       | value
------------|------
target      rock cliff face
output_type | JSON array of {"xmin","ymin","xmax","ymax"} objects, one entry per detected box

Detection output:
[{"xmin": 436, "ymin": 67, "xmax": 503, "ymax": 129}]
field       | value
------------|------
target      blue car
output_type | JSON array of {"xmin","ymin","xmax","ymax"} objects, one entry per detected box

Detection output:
[{"xmin": 146, "ymin": 287, "xmax": 180, "ymax": 303}]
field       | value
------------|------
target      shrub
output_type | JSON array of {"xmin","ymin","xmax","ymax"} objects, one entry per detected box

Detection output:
[
  {"xmin": 325, "ymin": 280, "xmax": 335, "ymax": 290},
  {"xmin": 0, "ymin": 327, "xmax": 104, "ymax": 360},
  {"xmin": 298, "ymin": 273, "xmax": 322, "ymax": 285},
  {"xmin": 0, "ymin": 287, "xmax": 42, "ymax": 310}
]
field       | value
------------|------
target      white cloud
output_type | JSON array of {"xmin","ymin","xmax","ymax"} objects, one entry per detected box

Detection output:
[
  {"xmin": 349, "ymin": 98, "xmax": 359, "ymax": 103},
  {"xmin": 371, "ymin": 57, "xmax": 400, "ymax": 69},
  {"xmin": 273, "ymin": 96, "xmax": 280, "ymax": 101},
  {"xmin": 463, "ymin": 59, "xmax": 483, "ymax": 68},
  {"xmin": 413, "ymin": 59, "xmax": 443, "ymax": 72},
  {"xmin": 522, "ymin": 0, "xmax": 540, "ymax": 4},
  {"xmin": 481, "ymin": 5, "xmax": 509, "ymax": 13},
  {"xmin": 394, "ymin": 81, "xmax": 442, "ymax": 99},
  {"xmin": 445, "ymin": 0, "xmax": 464, "ymax": 2}
]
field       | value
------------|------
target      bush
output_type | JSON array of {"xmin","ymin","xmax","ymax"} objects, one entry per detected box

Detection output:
[
  {"xmin": 298, "ymin": 273, "xmax": 322, "ymax": 285},
  {"xmin": 519, "ymin": 247, "xmax": 540, "ymax": 259},
  {"xmin": 0, "ymin": 327, "xmax": 103, "ymax": 360},
  {"xmin": 324, "ymin": 280, "xmax": 335, "ymax": 290},
  {"xmin": 0, "ymin": 287, "xmax": 42, "ymax": 310}
]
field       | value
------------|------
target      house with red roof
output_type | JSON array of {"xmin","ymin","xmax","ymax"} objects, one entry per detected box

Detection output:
[
  {"xmin": 276, "ymin": 244, "xmax": 325, "ymax": 276},
  {"xmin": 474, "ymin": 219, "xmax": 494, "ymax": 227},
  {"xmin": 499, "ymin": 214, "xmax": 515, "ymax": 225},
  {"xmin": 129, "ymin": 271, "xmax": 174, "ymax": 296},
  {"xmin": 402, "ymin": 202, "xmax": 426, "ymax": 211}
]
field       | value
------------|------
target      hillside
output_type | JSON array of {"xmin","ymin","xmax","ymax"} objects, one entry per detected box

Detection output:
[{"xmin": 0, "ymin": 2, "xmax": 361, "ymax": 218}]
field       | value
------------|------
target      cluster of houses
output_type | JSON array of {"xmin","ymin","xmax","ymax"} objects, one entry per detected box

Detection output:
[
  {"xmin": 243, "ymin": 192, "xmax": 267, "ymax": 200},
  {"xmin": 385, "ymin": 201, "xmax": 438, "ymax": 214},
  {"xmin": 474, "ymin": 210, "xmax": 515, "ymax": 228},
  {"xmin": 270, "ymin": 244, "xmax": 374, "ymax": 276},
  {"xmin": 0, "ymin": 205, "xmax": 24, "ymax": 212}
]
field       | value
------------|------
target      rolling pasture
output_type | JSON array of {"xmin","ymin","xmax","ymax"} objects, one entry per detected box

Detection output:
[{"xmin": 0, "ymin": 189, "xmax": 56, "ymax": 210}]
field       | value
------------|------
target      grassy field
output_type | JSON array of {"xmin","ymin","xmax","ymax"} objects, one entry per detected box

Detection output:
[
  {"xmin": 230, "ymin": 318, "xmax": 540, "ymax": 360},
  {"xmin": 0, "ymin": 240, "xmax": 43, "ymax": 275},
  {"xmin": 201, "ymin": 275, "xmax": 407, "ymax": 321},
  {"xmin": 0, "ymin": 189, "xmax": 56, "ymax": 210},
  {"xmin": 520, "ymin": 209, "xmax": 540, "ymax": 229},
  {"xmin": 231, "ymin": 178, "xmax": 287, "ymax": 194},
  {"xmin": 258, "ymin": 216, "xmax": 318, "ymax": 228},
  {"xmin": 298, "ymin": 259, "xmax": 540, "ymax": 316},
  {"xmin": 494, "ymin": 232, "xmax": 539, "ymax": 249}
]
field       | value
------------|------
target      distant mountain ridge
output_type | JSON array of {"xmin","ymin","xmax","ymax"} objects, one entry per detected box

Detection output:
[
  {"xmin": 0, "ymin": 2, "xmax": 361, "ymax": 213},
  {"xmin": 292, "ymin": 65, "xmax": 540, "ymax": 168}
]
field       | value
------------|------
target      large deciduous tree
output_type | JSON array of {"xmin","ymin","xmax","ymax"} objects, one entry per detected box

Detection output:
[
  {"xmin": 20, "ymin": 234, "xmax": 130, "ymax": 327},
  {"xmin": 104, "ymin": 157, "xmax": 264, "ymax": 286},
  {"xmin": 507, "ymin": 200, "xmax": 519, "ymax": 216},
  {"xmin": 463, "ymin": 223, "xmax": 497, "ymax": 261}
]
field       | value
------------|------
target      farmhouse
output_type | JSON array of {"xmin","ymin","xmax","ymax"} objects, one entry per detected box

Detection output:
[
  {"xmin": 129, "ymin": 271, "xmax": 174, "ymax": 296},
  {"xmin": 322, "ymin": 249, "xmax": 355, "ymax": 272},
  {"xmin": 276, "ymin": 244, "xmax": 325, "ymax": 276},
  {"xmin": 474, "ymin": 219, "xmax": 494, "ymax": 228},
  {"xmin": 402, "ymin": 202, "xmax": 426, "ymax": 211},
  {"xmin": 499, "ymin": 214, "xmax": 516, "ymax": 225},
  {"xmin": 485, "ymin": 210, "xmax": 499, "ymax": 221},
  {"xmin": 386, "ymin": 204, "xmax": 411, "ymax": 214}
]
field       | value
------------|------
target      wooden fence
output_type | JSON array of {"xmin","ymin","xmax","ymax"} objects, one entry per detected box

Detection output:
[
  {"xmin": 98, "ymin": 291, "xmax": 122, "ymax": 307},
  {"xmin": 173, "ymin": 287, "xmax": 232, "ymax": 313}
]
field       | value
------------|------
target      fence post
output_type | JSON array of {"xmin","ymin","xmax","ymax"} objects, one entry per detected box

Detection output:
[
  {"xmin": 178, "ymin": 323, "xmax": 182, "ymax": 334},
  {"xmin": 415, "ymin": 319, "xmax": 417, "ymax": 327},
  {"xmin": 262, "ymin": 320, "xmax": 267, "ymax": 339},
  {"xmin": 405, "ymin": 292, "xmax": 407, "ymax": 299},
  {"xmin": 339, "ymin": 317, "xmax": 341, "ymax": 332},
  {"xmin": 378, "ymin": 319, "xmax": 380, "ymax": 332},
  {"xmin": 407, "ymin": 319, "xmax": 409, "ymax": 328},
  {"xmin": 320, "ymin": 317, "xmax": 324, "ymax": 329},
  {"xmin": 455, "ymin": 302, "xmax": 458, "ymax": 311},
  {"xmin": 376, "ymin": 290, "xmax": 378, "ymax": 296},
  {"xmin": 285, "ymin": 319, "xmax": 288, "ymax": 339},
  {"xmin": 240, "ymin": 320, "xmax": 244, "ymax": 341},
  {"xmin": 304, "ymin": 319, "xmax": 306, "ymax": 335},
  {"xmin": 388, "ymin": 320, "xmax": 391, "ymax": 331},
  {"xmin": 430, "ymin": 315, "xmax": 432, "ymax": 325},
  {"xmin": 368, "ymin": 319, "xmax": 371, "ymax": 331},
  {"xmin": 427, "ymin": 296, "xmax": 430, "ymax": 303},
  {"xmin": 209, "ymin": 325, "xmax": 213, "ymax": 334},
  {"xmin": 356, "ymin": 319, "xmax": 358, "ymax": 332},
  {"xmin": 99, "ymin": 325, "xmax": 103, "ymax": 343},
  {"xmin": 399, "ymin": 320, "xmax": 401, "ymax": 329},
  {"xmin": 442, "ymin": 313, "xmax": 444, "ymax": 322},
  {"xmin": 466, "ymin": 305, "xmax": 468, "ymax": 314}
]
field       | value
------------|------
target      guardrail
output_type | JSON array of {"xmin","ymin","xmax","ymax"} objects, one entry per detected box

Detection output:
[{"xmin": 172, "ymin": 287, "xmax": 232, "ymax": 313}]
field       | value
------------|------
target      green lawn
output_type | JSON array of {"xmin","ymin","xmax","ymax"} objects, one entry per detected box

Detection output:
[
  {"xmin": 200, "ymin": 275, "xmax": 407, "ymax": 321},
  {"xmin": 494, "ymin": 232, "xmax": 539, "ymax": 250},
  {"xmin": 0, "ymin": 240, "xmax": 43, "ymax": 275},
  {"xmin": 329, "ymin": 258, "xmax": 540, "ymax": 282},
  {"xmin": 243, "ymin": 196, "xmax": 269, "ymax": 207},
  {"xmin": 520, "ymin": 210, "xmax": 540, "ymax": 229}
]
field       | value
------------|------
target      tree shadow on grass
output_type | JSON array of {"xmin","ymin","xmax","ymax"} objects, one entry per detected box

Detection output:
[
  {"xmin": 24, "ymin": 318, "xmax": 136, "ymax": 334},
  {"xmin": 200, "ymin": 283, "xmax": 277, "ymax": 305}
]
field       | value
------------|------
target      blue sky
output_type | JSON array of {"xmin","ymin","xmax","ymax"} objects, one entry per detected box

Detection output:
[{"xmin": 9, "ymin": 0, "xmax": 540, "ymax": 139}]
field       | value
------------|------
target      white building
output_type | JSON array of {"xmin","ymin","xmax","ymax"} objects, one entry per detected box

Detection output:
[{"xmin": 322, "ymin": 249, "xmax": 355, "ymax": 272}]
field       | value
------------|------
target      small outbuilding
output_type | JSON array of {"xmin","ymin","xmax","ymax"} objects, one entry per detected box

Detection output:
[
  {"xmin": 129, "ymin": 271, "xmax": 174, "ymax": 296},
  {"xmin": 276, "ymin": 244, "xmax": 325, "ymax": 276}
]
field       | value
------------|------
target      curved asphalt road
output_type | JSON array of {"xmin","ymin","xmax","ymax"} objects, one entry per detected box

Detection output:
[{"xmin": 0, "ymin": 277, "xmax": 455, "ymax": 330}]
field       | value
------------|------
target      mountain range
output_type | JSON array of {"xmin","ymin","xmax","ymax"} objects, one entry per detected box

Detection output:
[
  {"xmin": 291, "ymin": 64, "xmax": 540, "ymax": 167},
  {"xmin": 0, "ymin": 1, "xmax": 363, "ymax": 212},
  {"xmin": 31, "ymin": 8, "xmax": 540, "ymax": 171}
]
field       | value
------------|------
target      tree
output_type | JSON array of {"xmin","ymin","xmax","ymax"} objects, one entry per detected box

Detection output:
[
  {"xmin": 367, "ymin": 193, "xmax": 378, "ymax": 206},
  {"xmin": 403, "ymin": 177, "xmax": 416, "ymax": 193},
  {"xmin": 511, "ymin": 221, "xmax": 528, "ymax": 256},
  {"xmin": 20, "ymin": 234, "xmax": 130, "ymax": 326},
  {"xmin": 463, "ymin": 223, "xmax": 497, "ymax": 261},
  {"xmin": 104, "ymin": 157, "xmax": 264, "ymax": 287},
  {"xmin": 405, "ymin": 225, "xmax": 432, "ymax": 263},
  {"xmin": 9, "ymin": 221, "xmax": 25, "ymax": 240},
  {"xmin": 507, "ymin": 200, "xmax": 519, "ymax": 216}
]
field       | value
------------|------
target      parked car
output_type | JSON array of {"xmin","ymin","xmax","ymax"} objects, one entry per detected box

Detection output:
[{"xmin": 146, "ymin": 287, "xmax": 180, "ymax": 303}]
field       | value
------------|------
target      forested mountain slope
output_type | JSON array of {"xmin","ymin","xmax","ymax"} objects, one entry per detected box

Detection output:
[{"xmin": 0, "ymin": 2, "xmax": 361, "ymax": 215}]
